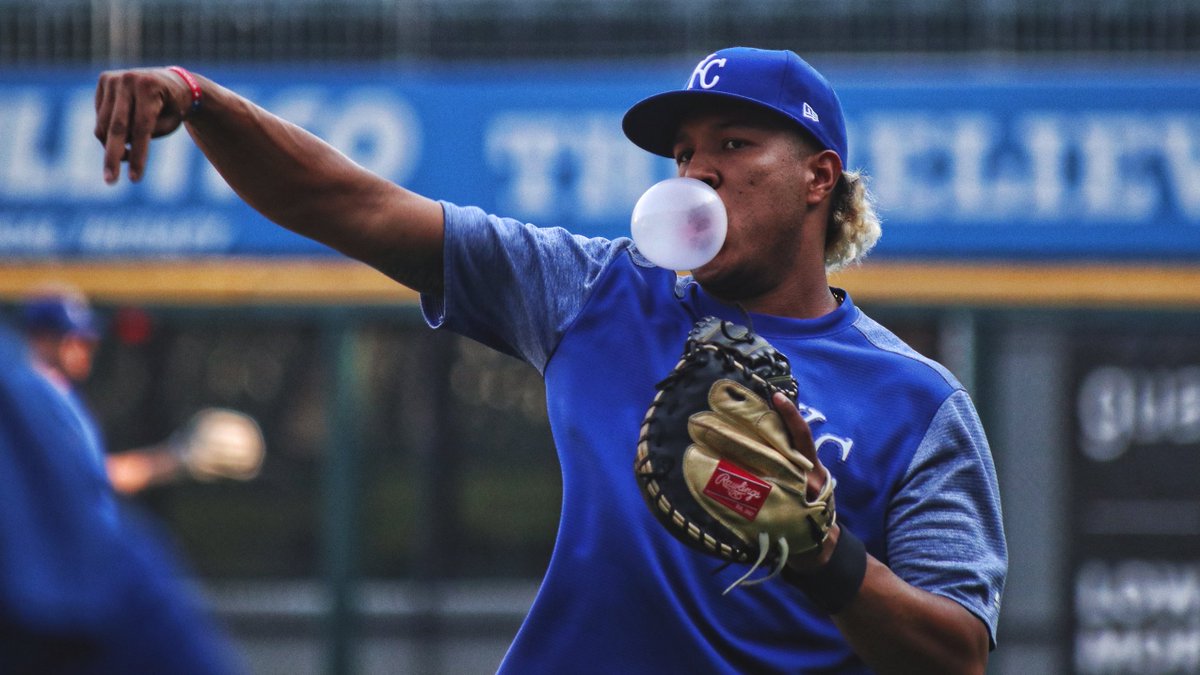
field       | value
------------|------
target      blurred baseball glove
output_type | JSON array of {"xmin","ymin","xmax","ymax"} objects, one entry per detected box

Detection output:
[
  {"xmin": 635, "ymin": 316, "xmax": 836, "ymax": 593},
  {"xmin": 172, "ymin": 408, "xmax": 265, "ymax": 482}
]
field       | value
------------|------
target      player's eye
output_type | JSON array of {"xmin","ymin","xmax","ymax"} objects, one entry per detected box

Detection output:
[
  {"xmin": 723, "ymin": 138, "xmax": 748, "ymax": 150},
  {"xmin": 674, "ymin": 149, "xmax": 693, "ymax": 166}
]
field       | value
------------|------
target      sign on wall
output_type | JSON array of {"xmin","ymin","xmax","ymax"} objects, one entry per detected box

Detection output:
[
  {"xmin": 2, "ymin": 62, "xmax": 1199, "ymax": 259},
  {"xmin": 1071, "ymin": 328, "xmax": 1200, "ymax": 674}
]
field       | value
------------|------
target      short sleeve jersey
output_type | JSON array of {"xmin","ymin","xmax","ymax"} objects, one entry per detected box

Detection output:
[{"xmin": 423, "ymin": 202, "xmax": 1007, "ymax": 674}]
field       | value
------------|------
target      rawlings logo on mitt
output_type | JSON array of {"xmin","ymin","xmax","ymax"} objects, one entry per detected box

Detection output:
[{"xmin": 634, "ymin": 316, "xmax": 836, "ymax": 593}]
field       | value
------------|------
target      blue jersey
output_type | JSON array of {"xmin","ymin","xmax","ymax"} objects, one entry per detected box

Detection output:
[
  {"xmin": 424, "ymin": 202, "xmax": 1007, "ymax": 673},
  {"xmin": 0, "ymin": 326, "xmax": 242, "ymax": 675},
  {"xmin": 29, "ymin": 366, "xmax": 116, "ymax": 523}
]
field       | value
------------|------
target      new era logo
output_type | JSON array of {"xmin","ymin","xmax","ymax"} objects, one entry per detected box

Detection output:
[
  {"xmin": 802, "ymin": 102, "xmax": 819, "ymax": 123},
  {"xmin": 703, "ymin": 459, "xmax": 772, "ymax": 521}
]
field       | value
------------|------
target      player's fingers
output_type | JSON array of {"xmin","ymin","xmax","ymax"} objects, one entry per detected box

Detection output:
[
  {"xmin": 124, "ymin": 73, "xmax": 171, "ymax": 183},
  {"xmin": 772, "ymin": 392, "xmax": 815, "ymax": 456},
  {"xmin": 772, "ymin": 391, "xmax": 827, "ymax": 496},
  {"xmin": 100, "ymin": 73, "xmax": 144, "ymax": 184},
  {"xmin": 95, "ymin": 72, "xmax": 127, "ymax": 184},
  {"xmin": 93, "ymin": 73, "xmax": 108, "ymax": 138},
  {"xmin": 96, "ymin": 70, "xmax": 175, "ymax": 184},
  {"xmin": 125, "ymin": 100, "xmax": 162, "ymax": 184}
]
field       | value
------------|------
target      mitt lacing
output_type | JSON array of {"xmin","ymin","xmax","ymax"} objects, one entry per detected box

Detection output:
[{"xmin": 723, "ymin": 532, "xmax": 791, "ymax": 595}]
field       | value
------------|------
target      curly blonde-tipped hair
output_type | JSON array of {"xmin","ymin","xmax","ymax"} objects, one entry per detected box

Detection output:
[{"xmin": 824, "ymin": 169, "xmax": 881, "ymax": 272}]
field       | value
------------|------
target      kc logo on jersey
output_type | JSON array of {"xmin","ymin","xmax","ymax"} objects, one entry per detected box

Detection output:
[
  {"xmin": 687, "ymin": 53, "xmax": 727, "ymax": 90},
  {"xmin": 703, "ymin": 459, "xmax": 772, "ymax": 521}
]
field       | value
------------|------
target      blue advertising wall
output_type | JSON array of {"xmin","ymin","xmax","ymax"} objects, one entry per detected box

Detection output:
[{"xmin": 2, "ymin": 61, "xmax": 1198, "ymax": 261}]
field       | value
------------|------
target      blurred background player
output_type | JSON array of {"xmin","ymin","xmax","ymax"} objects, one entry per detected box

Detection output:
[
  {"xmin": 17, "ymin": 285, "xmax": 114, "ymax": 515},
  {"xmin": 16, "ymin": 285, "xmax": 265, "ymax": 496},
  {"xmin": 0, "ymin": 315, "xmax": 244, "ymax": 674}
]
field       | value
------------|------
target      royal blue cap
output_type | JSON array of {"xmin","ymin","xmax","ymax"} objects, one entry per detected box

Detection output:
[
  {"xmin": 623, "ymin": 47, "xmax": 848, "ymax": 164},
  {"xmin": 20, "ymin": 294, "xmax": 100, "ymax": 339}
]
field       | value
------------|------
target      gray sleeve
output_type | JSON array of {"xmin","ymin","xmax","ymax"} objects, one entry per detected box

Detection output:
[
  {"xmin": 421, "ymin": 201, "xmax": 630, "ymax": 372},
  {"xmin": 886, "ymin": 389, "xmax": 1008, "ymax": 647}
]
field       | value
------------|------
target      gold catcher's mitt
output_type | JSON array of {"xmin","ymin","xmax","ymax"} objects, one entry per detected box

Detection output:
[{"xmin": 635, "ymin": 316, "xmax": 835, "ymax": 593}]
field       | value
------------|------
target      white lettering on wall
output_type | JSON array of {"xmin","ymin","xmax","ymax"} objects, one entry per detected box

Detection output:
[
  {"xmin": 4, "ymin": 80, "xmax": 1200, "ymax": 256},
  {"xmin": 0, "ymin": 214, "xmax": 58, "ymax": 254},
  {"xmin": 859, "ymin": 111, "xmax": 1200, "ymax": 225},
  {"xmin": 0, "ymin": 86, "xmax": 421, "ymax": 203},
  {"xmin": 0, "ymin": 92, "xmax": 123, "ymax": 201},
  {"xmin": 1163, "ymin": 118, "xmax": 1200, "ymax": 218},
  {"xmin": 485, "ymin": 112, "xmax": 658, "ymax": 222},
  {"xmin": 1076, "ymin": 560, "xmax": 1200, "ymax": 674},
  {"xmin": 77, "ymin": 212, "xmax": 233, "ymax": 253},
  {"xmin": 1077, "ymin": 365, "xmax": 1200, "ymax": 461},
  {"xmin": 324, "ymin": 89, "xmax": 421, "ymax": 183}
]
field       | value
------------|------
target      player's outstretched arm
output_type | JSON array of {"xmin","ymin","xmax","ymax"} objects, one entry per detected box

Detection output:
[
  {"xmin": 773, "ymin": 393, "xmax": 990, "ymax": 675},
  {"xmin": 94, "ymin": 68, "xmax": 445, "ymax": 294}
]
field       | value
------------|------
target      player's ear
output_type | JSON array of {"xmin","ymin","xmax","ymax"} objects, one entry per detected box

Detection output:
[{"xmin": 804, "ymin": 150, "xmax": 842, "ymax": 206}]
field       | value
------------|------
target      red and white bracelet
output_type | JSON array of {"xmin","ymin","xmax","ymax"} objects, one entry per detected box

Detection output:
[{"xmin": 166, "ymin": 65, "xmax": 202, "ymax": 118}]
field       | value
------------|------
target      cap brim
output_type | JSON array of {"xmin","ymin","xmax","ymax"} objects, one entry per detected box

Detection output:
[{"xmin": 622, "ymin": 89, "xmax": 802, "ymax": 159}]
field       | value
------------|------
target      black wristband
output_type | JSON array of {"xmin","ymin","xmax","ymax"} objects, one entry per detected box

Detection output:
[{"xmin": 783, "ymin": 527, "xmax": 868, "ymax": 614}]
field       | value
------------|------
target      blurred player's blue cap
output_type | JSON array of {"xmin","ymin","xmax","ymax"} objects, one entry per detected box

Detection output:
[
  {"xmin": 623, "ymin": 47, "xmax": 848, "ymax": 164},
  {"xmin": 19, "ymin": 293, "xmax": 100, "ymax": 340}
]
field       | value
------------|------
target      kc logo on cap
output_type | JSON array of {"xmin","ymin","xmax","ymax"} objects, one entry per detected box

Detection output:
[{"xmin": 687, "ymin": 53, "xmax": 727, "ymax": 90}]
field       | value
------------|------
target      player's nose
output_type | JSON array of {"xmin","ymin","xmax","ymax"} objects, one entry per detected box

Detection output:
[{"xmin": 682, "ymin": 155, "xmax": 720, "ymax": 190}]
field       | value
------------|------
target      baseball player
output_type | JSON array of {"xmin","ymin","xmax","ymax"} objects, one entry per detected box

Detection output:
[
  {"xmin": 0, "ymin": 321, "xmax": 243, "ymax": 674},
  {"xmin": 16, "ymin": 287, "xmax": 114, "ymax": 516},
  {"xmin": 16, "ymin": 288, "xmax": 265, "ymax": 496},
  {"xmin": 95, "ymin": 47, "xmax": 1006, "ymax": 672}
]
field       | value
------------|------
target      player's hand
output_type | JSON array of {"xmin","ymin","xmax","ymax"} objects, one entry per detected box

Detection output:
[
  {"xmin": 772, "ymin": 391, "xmax": 840, "ymax": 571},
  {"xmin": 771, "ymin": 391, "xmax": 826, "ymax": 497},
  {"xmin": 94, "ymin": 68, "xmax": 193, "ymax": 184}
]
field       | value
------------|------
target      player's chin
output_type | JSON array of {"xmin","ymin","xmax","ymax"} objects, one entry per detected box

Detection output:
[
  {"xmin": 690, "ymin": 248, "xmax": 730, "ymax": 280},
  {"xmin": 689, "ymin": 260, "xmax": 721, "ymax": 286},
  {"xmin": 693, "ymin": 265, "xmax": 760, "ymax": 303}
]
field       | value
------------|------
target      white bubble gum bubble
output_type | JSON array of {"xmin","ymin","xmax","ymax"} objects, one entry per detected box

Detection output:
[{"xmin": 630, "ymin": 177, "xmax": 728, "ymax": 271}]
